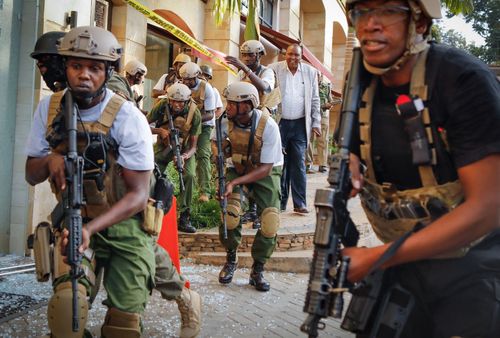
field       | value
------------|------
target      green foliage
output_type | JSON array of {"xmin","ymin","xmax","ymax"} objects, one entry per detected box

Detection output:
[
  {"xmin": 442, "ymin": 0, "xmax": 474, "ymax": 15},
  {"xmin": 166, "ymin": 163, "xmax": 221, "ymax": 230}
]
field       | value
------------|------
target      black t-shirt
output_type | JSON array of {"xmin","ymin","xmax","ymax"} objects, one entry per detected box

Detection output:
[{"xmin": 353, "ymin": 43, "xmax": 500, "ymax": 190}]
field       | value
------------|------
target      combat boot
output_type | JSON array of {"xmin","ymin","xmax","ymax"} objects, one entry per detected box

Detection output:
[
  {"xmin": 219, "ymin": 250, "xmax": 238, "ymax": 284},
  {"xmin": 178, "ymin": 209, "xmax": 196, "ymax": 233},
  {"xmin": 175, "ymin": 287, "xmax": 202, "ymax": 338},
  {"xmin": 249, "ymin": 261, "xmax": 270, "ymax": 292}
]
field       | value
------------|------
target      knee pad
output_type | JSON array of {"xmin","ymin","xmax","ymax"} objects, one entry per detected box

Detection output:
[
  {"xmin": 260, "ymin": 207, "xmax": 280, "ymax": 238},
  {"xmin": 102, "ymin": 307, "xmax": 141, "ymax": 338},
  {"xmin": 48, "ymin": 282, "xmax": 88, "ymax": 338},
  {"xmin": 226, "ymin": 193, "xmax": 241, "ymax": 230}
]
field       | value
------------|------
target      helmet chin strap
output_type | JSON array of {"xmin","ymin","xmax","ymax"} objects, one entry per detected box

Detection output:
[
  {"xmin": 67, "ymin": 64, "xmax": 113, "ymax": 106},
  {"xmin": 363, "ymin": 1, "xmax": 429, "ymax": 76}
]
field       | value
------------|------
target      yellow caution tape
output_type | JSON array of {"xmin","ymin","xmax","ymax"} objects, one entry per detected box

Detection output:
[{"xmin": 123, "ymin": 0, "xmax": 237, "ymax": 76}]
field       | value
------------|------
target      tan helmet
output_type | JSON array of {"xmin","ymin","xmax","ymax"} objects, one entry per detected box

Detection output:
[
  {"xmin": 223, "ymin": 81, "xmax": 259, "ymax": 108},
  {"xmin": 166, "ymin": 83, "xmax": 192, "ymax": 101},
  {"xmin": 173, "ymin": 53, "xmax": 191, "ymax": 65},
  {"xmin": 240, "ymin": 40, "xmax": 266, "ymax": 56},
  {"xmin": 200, "ymin": 64, "xmax": 213, "ymax": 79},
  {"xmin": 58, "ymin": 26, "xmax": 122, "ymax": 62},
  {"xmin": 124, "ymin": 60, "xmax": 147, "ymax": 76},
  {"xmin": 346, "ymin": 0, "xmax": 441, "ymax": 19},
  {"xmin": 179, "ymin": 62, "xmax": 201, "ymax": 79}
]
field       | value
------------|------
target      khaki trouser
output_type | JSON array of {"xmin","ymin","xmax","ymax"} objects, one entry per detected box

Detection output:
[{"xmin": 306, "ymin": 112, "xmax": 329, "ymax": 167}]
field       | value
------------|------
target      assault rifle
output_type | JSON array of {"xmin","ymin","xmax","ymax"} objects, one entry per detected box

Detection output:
[
  {"xmin": 165, "ymin": 109, "xmax": 185, "ymax": 193},
  {"xmin": 63, "ymin": 91, "xmax": 85, "ymax": 332},
  {"xmin": 300, "ymin": 47, "xmax": 364, "ymax": 338},
  {"xmin": 215, "ymin": 113, "xmax": 228, "ymax": 240}
]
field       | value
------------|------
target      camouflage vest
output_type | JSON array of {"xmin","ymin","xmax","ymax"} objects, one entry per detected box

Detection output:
[
  {"xmin": 228, "ymin": 110, "xmax": 270, "ymax": 175},
  {"xmin": 358, "ymin": 46, "xmax": 482, "ymax": 258},
  {"xmin": 46, "ymin": 91, "xmax": 126, "ymax": 219},
  {"xmin": 190, "ymin": 79, "xmax": 207, "ymax": 114}
]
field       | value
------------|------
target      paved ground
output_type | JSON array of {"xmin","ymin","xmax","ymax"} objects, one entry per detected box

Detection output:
[{"xmin": 0, "ymin": 168, "xmax": 379, "ymax": 337}]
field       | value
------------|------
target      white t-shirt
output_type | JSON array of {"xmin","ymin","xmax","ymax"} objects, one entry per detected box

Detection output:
[
  {"xmin": 213, "ymin": 87, "xmax": 223, "ymax": 110},
  {"xmin": 194, "ymin": 80, "xmax": 216, "ymax": 127},
  {"xmin": 153, "ymin": 73, "xmax": 169, "ymax": 91},
  {"xmin": 25, "ymin": 89, "xmax": 154, "ymax": 171},
  {"xmin": 211, "ymin": 109, "xmax": 283, "ymax": 168},
  {"xmin": 237, "ymin": 66, "xmax": 275, "ymax": 94}
]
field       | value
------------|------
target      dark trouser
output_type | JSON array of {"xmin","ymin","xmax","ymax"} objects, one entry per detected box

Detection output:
[
  {"xmin": 279, "ymin": 117, "xmax": 307, "ymax": 210},
  {"xmin": 363, "ymin": 231, "xmax": 500, "ymax": 338}
]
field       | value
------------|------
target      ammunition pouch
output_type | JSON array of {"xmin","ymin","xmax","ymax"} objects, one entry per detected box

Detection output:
[
  {"xmin": 342, "ymin": 268, "xmax": 415, "ymax": 338},
  {"xmin": 141, "ymin": 198, "xmax": 164, "ymax": 236},
  {"xmin": 31, "ymin": 222, "xmax": 54, "ymax": 282}
]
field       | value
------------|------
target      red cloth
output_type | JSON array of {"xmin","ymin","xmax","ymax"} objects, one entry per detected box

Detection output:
[{"xmin": 157, "ymin": 197, "xmax": 190, "ymax": 288}]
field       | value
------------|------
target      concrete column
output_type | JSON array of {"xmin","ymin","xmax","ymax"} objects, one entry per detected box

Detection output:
[
  {"xmin": 203, "ymin": 0, "xmax": 241, "ymax": 94},
  {"xmin": 279, "ymin": 0, "xmax": 300, "ymax": 40}
]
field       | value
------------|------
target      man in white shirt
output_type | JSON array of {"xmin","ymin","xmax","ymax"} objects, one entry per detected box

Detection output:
[{"xmin": 269, "ymin": 44, "xmax": 321, "ymax": 213}]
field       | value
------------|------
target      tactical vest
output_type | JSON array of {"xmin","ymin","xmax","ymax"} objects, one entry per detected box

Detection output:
[
  {"xmin": 157, "ymin": 99, "xmax": 198, "ymax": 145},
  {"xmin": 358, "ymin": 46, "xmax": 481, "ymax": 257},
  {"xmin": 46, "ymin": 91, "xmax": 127, "ymax": 220},
  {"xmin": 228, "ymin": 110, "xmax": 270, "ymax": 175},
  {"xmin": 241, "ymin": 65, "xmax": 281, "ymax": 110}
]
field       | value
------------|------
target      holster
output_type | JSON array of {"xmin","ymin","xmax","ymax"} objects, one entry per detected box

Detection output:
[
  {"xmin": 341, "ymin": 268, "xmax": 414, "ymax": 338},
  {"xmin": 32, "ymin": 222, "xmax": 54, "ymax": 282}
]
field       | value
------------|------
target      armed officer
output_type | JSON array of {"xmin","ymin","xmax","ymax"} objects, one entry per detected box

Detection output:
[
  {"xmin": 341, "ymin": 0, "xmax": 500, "ymax": 337},
  {"xmin": 30, "ymin": 31, "xmax": 66, "ymax": 92},
  {"xmin": 179, "ymin": 62, "xmax": 216, "ymax": 204},
  {"xmin": 25, "ymin": 26, "xmax": 156, "ymax": 337},
  {"xmin": 152, "ymin": 53, "xmax": 191, "ymax": 98},
  {"xmin": 214, "ymin": 82, "xmax": 283, "ymax": 292},
  {"xmin": 147, "ymin": 82, "xmax": 202, "ymax": 234},
  {"xmin": 29, "ymin": 31, "xmax": 202, "ymax": 338}
]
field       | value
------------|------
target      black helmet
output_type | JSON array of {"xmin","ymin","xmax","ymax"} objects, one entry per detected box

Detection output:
[{"xmin": 31, "ymin": 31, "xmax": 66, "ymax": 59}]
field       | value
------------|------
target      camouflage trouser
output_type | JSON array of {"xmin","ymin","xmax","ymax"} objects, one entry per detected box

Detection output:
[
  {"xmin": 195, "ymin": 125, "xmax": 213, "ymax": 196},
  {"xmin": 154, "ymin": 244, "xmax": 184, "ymax": 300},
  {"xmin": 219, "ymin": 166, "xmax": 282, "ymax": 264}
]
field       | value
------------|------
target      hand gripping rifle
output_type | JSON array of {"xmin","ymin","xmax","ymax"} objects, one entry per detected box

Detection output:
[
  {"xmin": 215, "ymin": 113, "xmax": 228, "ymax": 240},
  {"xmin": 63, "ymin": 91, "xmax": 85, "ymax": 332},
  {"xmin": 300, "ymin": 47, "xmax": 364, "ymax": 338},
  {"xmin": 165, "ymin": 108, "xmax": 185, "ymax": 193}
]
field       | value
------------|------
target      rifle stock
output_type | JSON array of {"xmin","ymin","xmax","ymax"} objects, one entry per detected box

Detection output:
[
  {"xmin": 301, "ymin": 47, "xmax": 364, "ymax": 337},
  {"xmin": 165, "ymin": 107, "xmax": 185, "ymax": 192},
  {"xmin": 63, "ymin": 91, "xmax": 84, "ymax": 332},
  {"xmin": 215, "ymin": 113, "xmax": 228, "ymax": 240}
]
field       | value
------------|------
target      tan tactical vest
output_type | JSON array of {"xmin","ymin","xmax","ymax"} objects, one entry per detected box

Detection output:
[
  {"xmin": 228, "ymin": 110, "xmax": 270, "ymax": 175},
  {"xmin": 157, "ymin": 99, "xmax": 198, "ymax": 145},
  {"xmin": 241, "ymin": 66, "xmax": 281, "ymax": 110},
  {"xmin": 358, "ymin": 46, "xmax": 480, "ymax": 258},
  {"xmin": 46, "ymin": 91, "xmax": 127, "ymax": 219}
]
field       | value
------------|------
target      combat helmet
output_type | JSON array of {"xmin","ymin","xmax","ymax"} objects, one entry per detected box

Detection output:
[
  {"xmin": 223, "ymin": 81, "xmax": 260, "ymax": 109},
  {"xmin": 200, "ymin": 65, "xmax": 213, "ymax": 79},
  {"xmin": 124, "ymin": 60, "xmax": 147, "ymax": 76},
  {"xmin": 173, "ymin": 53, "xmax": 192, "ymax": 65},
  {"xmin": 166, "ymin": 83, "xmax": 192, "ymax": 101},
  {"xmin": 58, "ymin": 26, "xmax": 122, "ymax": 62},
  {"xmin": 31, "ymin": 31, "xmax": 66, "ymax": 59},
  {"xmin": 179, "ymin": 62, "xmax": 202, "ymax": 79},
  {"xmin": 240, "ymin": 40, "xmax": 266, "ymax": 56}
]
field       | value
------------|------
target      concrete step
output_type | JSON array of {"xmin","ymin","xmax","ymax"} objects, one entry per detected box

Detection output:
[{"xmin": 189, "ymin": 249, "xmax": 313, "ymax": 273}]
